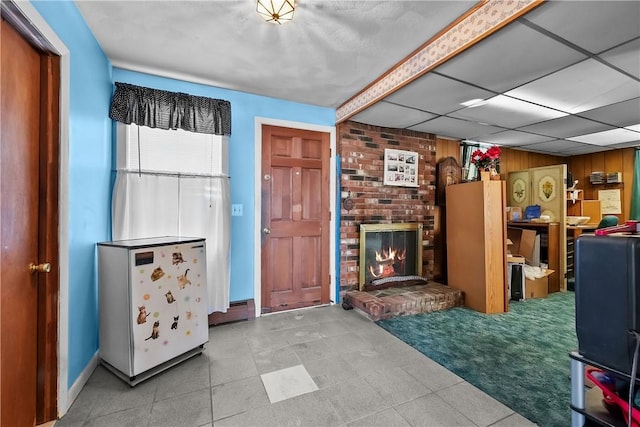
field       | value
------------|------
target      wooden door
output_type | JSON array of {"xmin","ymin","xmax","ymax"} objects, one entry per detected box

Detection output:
[
  {"xmin": 261, "ymin": 125, "xmax": 330, "ymax": 313},
  {"xmin": 1, "ymin": 17, "xmax": 59, "ymax": 425}
]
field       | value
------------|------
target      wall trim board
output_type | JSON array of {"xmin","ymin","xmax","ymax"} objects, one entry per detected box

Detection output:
[
  {"xmin": 208, "ymin": 300, "xmax": 256, "ymax": 325},
  {"xmin": 66, "ymin": 352, "xmax": 98, "ymax": 417}
]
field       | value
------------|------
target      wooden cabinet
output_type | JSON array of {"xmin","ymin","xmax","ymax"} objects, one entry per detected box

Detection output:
[
  {"xmin": 567, "ymin": 200, "xmax": 601, "ymax": 224},
  {"xmin": 566, "ymin": 190, "xmax": 601, "ymax": 225},
  {"xmin": 446, "ymin": 181, "xmax": 507, "ymax": 314}
]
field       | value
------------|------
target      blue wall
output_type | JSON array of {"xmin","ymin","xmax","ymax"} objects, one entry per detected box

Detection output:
[
  {"xmin": 112, "ymin": 69, "xmax": 336, "ymax": 302},
  {"xmin": 33, "ymin": 1, "xmax": 335, "ymax": 389},
  {"xmin": 31, "ymin": 1, "xmax": 113, "ymax": 388}
]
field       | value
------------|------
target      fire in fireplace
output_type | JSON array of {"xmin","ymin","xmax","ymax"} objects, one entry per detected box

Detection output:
[{"xmin": 359, "ymin": 223, "xmax": 423, "ymax": 290}]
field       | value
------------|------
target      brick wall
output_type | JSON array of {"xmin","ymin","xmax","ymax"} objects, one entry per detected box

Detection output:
[{"xmin": 338, "ymin": 121, "xmax": 437, "ymax": 297}]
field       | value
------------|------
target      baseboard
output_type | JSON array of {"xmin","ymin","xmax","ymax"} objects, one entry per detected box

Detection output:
[
  {"xmin": 208, "ymin": 299, "xmax": 255, "ymax": 326},
  {"xmin": 62, "ymin": 351, "xmax": 98, "ymax": 416}
]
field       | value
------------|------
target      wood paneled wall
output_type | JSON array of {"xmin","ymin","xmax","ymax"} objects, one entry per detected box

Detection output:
[
  {"xmin": 435, "ymin": 138, "xmax": 460, "ymax": 163},
  {"xmin": 566, "ymin": 148, "xmax": 636, "ymax": 223},
  {"xmin": 498, "ymin": 148, "xmax": 563, "ymax": 174},
  {"xmin": 433, "ymin": 144, "xmax": 630, "ymax": 219},
  {"xmin": 433, "ymin": 141, "xmax": 564, "ymax": 175}
]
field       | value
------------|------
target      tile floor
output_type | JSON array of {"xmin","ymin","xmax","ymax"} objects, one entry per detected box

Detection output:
[{"xmin": 55, "ymin": 305, "xmax": 537, "ymax": 426}]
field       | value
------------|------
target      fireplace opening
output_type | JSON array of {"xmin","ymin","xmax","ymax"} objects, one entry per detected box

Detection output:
[{"xmin": 359, "ymin": 223, "xmax": 423, "ymax": 290}]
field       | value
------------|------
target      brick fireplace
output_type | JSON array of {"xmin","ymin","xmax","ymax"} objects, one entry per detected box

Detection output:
[{"xmin": 338, "ymin": 121, "xmax": 437, "ymax": 298}]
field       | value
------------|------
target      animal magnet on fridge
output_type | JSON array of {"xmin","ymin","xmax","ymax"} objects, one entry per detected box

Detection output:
[{"xmin": 177, "ymin": 269, "xmax": 191, "ymax": 289}]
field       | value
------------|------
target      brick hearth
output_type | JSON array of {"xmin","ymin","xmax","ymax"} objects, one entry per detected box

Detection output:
[{"xmin": 343, "ymin": 282, "xmax": 464, "ymax": 321}]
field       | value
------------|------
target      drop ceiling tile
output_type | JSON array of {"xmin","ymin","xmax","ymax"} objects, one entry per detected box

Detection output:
[
  {"xmin": 523, "ymin": 1, "xmax": 640, "ymax": 54},
  {"xmin": 601, "ymin": 39, "xmax": 640, "ymax": 80},
  {"xmin": 567, "ymin": 128, "xmax": 640, "ymax": 145},
  {"xmin": 510, "ymin": 146, "xmax": 562, "ymax": 156},
  {"xmin": 518, "ymin": 115, "xmax": 615, "ymax": 138},
  {"xmin": 448, "ymin": 95, "xmax": 568, "ymax": 128},
  {"xmin": 518, "ymin": 139, "xmax": 590, "ymax": 153},
  {"xmin": 562, "ymin": 144, "xmax": 611, "ymax": 156},
  {"xmin": 407, "ymin": 116, "xmax": 505, "ymax": 139},
  {"xmin": 434, "ymin": 21, "xmax": 586, "ymax": 93},
  {"xmin": 384, "ymin": 73, "xmax": 495, "ymax": 115},
  {"xmin": 577, "ymin": 98, "xmax": 640, "ymax": 128},
  {"xmin": 349, "ymin": 102, "xmax": 435, "ymax": 129},
  {"xmin": 505, "ymin": 59, "xmax": 640, "ymax": 114},
  {"xmin": 609, "ymin": 141, "xmax": 640, "ymax": 150},
  {"xmin": 475, "ymin": 130, "xmax": 554, "ymax": 146}
]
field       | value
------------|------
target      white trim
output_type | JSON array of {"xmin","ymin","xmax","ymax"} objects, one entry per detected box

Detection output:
[
  {"xmin": 254, "ymin": 117, "xmax": 336, "ymax": 318},
  {"xmin": 10, "ymin": 1, "xmax": 71, "ymax": 417},
  {"xmin": 67, "ymin": 352, "xmax": 98, "ymax": 408}
]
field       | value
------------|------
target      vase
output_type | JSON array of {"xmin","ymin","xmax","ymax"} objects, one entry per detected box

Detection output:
[{"xmin": 479, "ymin": 170, "xmax": 491, "ymax": 181}]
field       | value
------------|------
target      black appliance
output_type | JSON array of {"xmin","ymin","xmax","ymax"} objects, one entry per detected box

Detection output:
[
  {"xmin": 510, "ymin": 264, "xmax": 524, "ymax": 301},
  {"xmin": 575, "ymin": 234, "xmax": 640, "ymax": 375}
]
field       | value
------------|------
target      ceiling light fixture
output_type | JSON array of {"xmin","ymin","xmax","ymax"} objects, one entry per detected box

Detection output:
[
  {"xmin": 256, "ymin": 0, "xmax": 295, "ymax": 24},
  {"xmin": 460, "ymin": 98, "xmax": 485, "ymax": 108}
]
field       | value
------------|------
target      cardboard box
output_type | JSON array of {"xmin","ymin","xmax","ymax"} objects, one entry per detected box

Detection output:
[
  {"xmin": 525, "ymin": 269, "xmax": 555, "ymax": 299},
  {"xmin": 507, "ymin": 227, "xmax": 539, "ymax": 265}
]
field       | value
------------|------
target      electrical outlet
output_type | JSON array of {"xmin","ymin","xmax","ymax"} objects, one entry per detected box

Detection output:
[{"xmin": 231, "ymin": 204, "xmax": 243, "ymax": 216}]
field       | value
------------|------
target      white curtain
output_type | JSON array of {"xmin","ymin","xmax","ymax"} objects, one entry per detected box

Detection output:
[{"xmin": 112, "ymin": 171, "xmax": 231, "ymax": 314}]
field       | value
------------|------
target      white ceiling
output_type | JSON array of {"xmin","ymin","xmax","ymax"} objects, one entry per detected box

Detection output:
[{"xmin": 75, "ymin": 0, "xmax": 640, "ymax": 157}]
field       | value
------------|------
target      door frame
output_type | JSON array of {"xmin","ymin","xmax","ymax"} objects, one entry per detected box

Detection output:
[
  {"xmin": 254, "ymin": 117, "xmax": 336, "ymax": 318},
  {"xmin": 7, "ymin": 1, "xmax": 73, "ymax": 417}
]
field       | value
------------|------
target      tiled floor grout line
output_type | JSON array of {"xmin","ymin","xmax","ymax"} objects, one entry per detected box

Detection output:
[{"xmin": 54, "ymin": 306, "xmax": 536, "ymax": 427}]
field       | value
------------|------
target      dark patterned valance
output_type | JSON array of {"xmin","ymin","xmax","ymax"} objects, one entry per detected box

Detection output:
[{"xmin": 109, "ymin": 82, "xmax": 231, "ymax": 135}]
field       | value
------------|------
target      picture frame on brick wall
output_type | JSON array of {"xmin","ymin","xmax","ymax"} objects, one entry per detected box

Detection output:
[{"xmin": 383, "ymin": 148, "xmax": 419, "ymax": 187}]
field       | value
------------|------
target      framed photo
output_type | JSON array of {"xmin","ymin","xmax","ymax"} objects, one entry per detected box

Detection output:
[{"xmin": 383, "ymin": 148, "xmax": 419, "ymax": 187}]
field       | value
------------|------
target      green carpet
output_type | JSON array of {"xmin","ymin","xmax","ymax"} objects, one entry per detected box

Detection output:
[{"xmin": 377, "ymin": 291, "xmax": 577, "ymax": 427}]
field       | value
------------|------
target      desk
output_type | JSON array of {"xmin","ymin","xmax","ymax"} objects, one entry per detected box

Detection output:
[
  {"xmin": 507, "ymin": 221, "xmax": 561, "ymax": 293},
  {"xmin": 566, "ymin": 224, "xmax": 598, "ymax": 239}
]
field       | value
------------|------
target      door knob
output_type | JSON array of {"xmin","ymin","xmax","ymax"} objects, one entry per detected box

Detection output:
[
  {"xmin": 263, "ymin": 228, "xmax": 271, "ymax": 234},
  {"xmin": 29, "ymin": 262, "xmax": 51, "ymax": 274}
]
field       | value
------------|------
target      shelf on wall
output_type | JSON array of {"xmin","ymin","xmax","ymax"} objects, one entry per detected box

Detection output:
[
  {"xmin": 590, "ymin": 171, "xmax": 623, "ymax": 185},
  {"xmin": 566, "ymin": 189, "xmax": 583, "ymax": 202}
]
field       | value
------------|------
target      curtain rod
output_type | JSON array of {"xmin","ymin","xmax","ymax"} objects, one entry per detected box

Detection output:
[{"xmin": 116, "ymin": 169, "xmax": 230, "ymax": 179}]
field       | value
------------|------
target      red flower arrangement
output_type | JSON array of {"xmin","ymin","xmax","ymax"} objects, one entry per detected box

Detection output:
[{"xmin": 471, "ymin": 145, "xmax": 501, "ymax": 170}]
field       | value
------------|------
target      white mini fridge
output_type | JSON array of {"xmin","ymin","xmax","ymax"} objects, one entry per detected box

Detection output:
[{"xmin": 97, "ymin": 236, "xmax": 209, "ymax": 385}]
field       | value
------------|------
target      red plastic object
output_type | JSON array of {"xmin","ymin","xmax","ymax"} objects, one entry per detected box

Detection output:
[
  {"xmin": 595, "ymin": 220, "xmax": 640, "ymax": 236},
  {"xmin": 586, "ymin": 368, "xmax": 640, "ymax": 426}
]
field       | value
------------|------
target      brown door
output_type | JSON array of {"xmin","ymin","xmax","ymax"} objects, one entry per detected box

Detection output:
[
  {"xmin": 261, "ymin": 125, "xmax": 330, "ymax": 313},
  {"xmin": 1, "ymin": 17, "xmax": 59, "ymax": 426}
]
